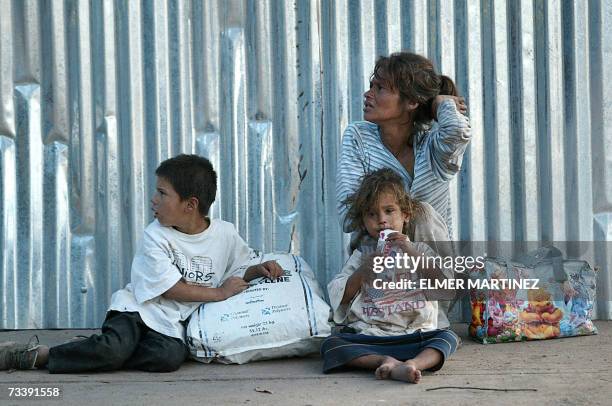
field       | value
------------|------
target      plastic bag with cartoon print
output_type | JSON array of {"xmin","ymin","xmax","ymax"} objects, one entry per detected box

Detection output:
[{"xmin": 469, "ymin": 246, "xmax": 597, "ymax": 344}]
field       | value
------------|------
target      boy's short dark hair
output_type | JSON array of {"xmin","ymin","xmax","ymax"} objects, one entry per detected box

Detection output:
[{"xmin": 155, "ymin": 154, "xmax": 217, "ymax": 216}]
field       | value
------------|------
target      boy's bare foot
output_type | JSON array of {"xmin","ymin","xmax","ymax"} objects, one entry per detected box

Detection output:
[{"xmin": 375, "ymin": 357, "xmax": 422, "ymax": 383}]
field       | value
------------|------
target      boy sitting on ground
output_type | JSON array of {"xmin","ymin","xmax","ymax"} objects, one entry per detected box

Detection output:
[{"xmin": 0, "ymin": 154, "xmax": 282, "ymax": 373}]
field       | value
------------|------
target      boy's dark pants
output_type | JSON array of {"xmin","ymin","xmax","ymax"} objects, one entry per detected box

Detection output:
[{"xmin": 47, "ymin": 311, "xmax": 188, "ymax": 373}]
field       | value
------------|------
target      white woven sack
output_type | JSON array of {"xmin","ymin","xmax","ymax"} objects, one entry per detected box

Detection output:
[{"xmin": 186, "ymin": 253, "xmax": 331, "ymax": 364}]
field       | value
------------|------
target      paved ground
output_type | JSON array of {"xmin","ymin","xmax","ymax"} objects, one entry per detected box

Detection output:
[{"xmin": 0, "ymin": 322, "xmax": 610, "ymax": 406}]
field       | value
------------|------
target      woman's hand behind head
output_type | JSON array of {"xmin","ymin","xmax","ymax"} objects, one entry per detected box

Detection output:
[{"xmin": 431, "ymin": 95, "xmax": 467, "ymax": 119}]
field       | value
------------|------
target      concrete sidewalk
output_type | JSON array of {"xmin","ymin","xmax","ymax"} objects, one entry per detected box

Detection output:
[{"xmin": 1, "ymin": 322, "xmax": 610, "ymax": 406}]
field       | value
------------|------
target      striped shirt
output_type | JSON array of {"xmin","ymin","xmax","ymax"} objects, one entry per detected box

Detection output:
[{"xmin": 336, "ymin": 99, "xmax": 471, "ymax": 238}]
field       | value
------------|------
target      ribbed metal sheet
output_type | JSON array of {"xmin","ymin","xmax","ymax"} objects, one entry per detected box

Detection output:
[{"xmin": 0, "ymin": 0, "xmax": 610, "ymax": 328}]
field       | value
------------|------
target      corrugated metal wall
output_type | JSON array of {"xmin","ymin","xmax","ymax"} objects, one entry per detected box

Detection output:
[{"xmin": 0, "ymin": 0, "xmax": 610, "ymax": 328}]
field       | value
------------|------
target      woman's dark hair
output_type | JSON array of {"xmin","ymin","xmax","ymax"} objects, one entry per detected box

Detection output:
[
  {"xmin": 372, "ymin": 52, "xmax": 459, "ymax": 132},
  {"xmin": 155, "ymin": 154, "xmax": 217, "ymax": 216},
  {"xmin": 343, "ymin": 168, "xmax": 426, "ymax": 236}
]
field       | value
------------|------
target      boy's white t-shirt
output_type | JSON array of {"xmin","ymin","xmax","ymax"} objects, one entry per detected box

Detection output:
[{"xmin": 108, "ymin": 218, "xmax": 255, "ymax": 341}]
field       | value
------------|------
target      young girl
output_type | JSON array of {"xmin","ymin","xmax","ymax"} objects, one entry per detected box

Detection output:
[{"xmin": 323, "ymin": 168, "xmax": 460, "ymax": 383}]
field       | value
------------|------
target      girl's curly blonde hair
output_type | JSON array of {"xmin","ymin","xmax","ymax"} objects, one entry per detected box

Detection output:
[{"xmin": 343, "ymin": 168, "xmax": 427, "ymax": 238}]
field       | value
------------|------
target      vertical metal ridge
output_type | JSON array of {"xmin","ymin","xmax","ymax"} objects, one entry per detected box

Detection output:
[
  {"xmin": 120, "ymin": 0, "xmax": 147, "ymax": 258},
  {"xmin": 283, "ymin": 0, "xmax": 301, "ymax": 253},
  {"xmin": 322, "ymin": 0, "xmax": 352, "ymax": 273},
  {"xmin": 536, "ymin": 0, "xmax": 566, "ymax": 241},
  {"xmin": 347, "ymin": 0, "xmax": 365, "ymax": 122},
  {"xmin": 246, "ymin": 120, "xmax": 271, "ymax": 249},
  {"xmin": 591, "ymin": 0, "xmax": 612, "ymax": 319},
  {"xmin": 548, "ymin": 0, "xmax": 567, "ymax": 242},
  {"xmin": 452, "ymin": 0, "xmax": 468, "ymax": 241},
  {"xmin": 440, "ymin": 0, "xmax": 459, "ymax": 242},
  {"xmin": 485, "ymin": 0, "xmax": 512, "ymax": 240},
  {"xmin": 70, "ymin": 235, "xmax": 95, "ymax": 327},
  {"xmin": 357, "ymin": 0, "xmax": 375, "ymax": 115},
  {"xmin": 244, "ymin": 0, "xmax": 273, "ymax": 250},
  {"xmin": 44, "ymin": 0, "xmax": 69, "ymax": 144},
  {"xmin": 565, "ymin": 0, "xmax": 593, "ymax": 241},
  {"xmin": 198, "ymin": 0, "xmax": 220, "ymax": 133},
  {"xmin": 246, "ymin": 0, "xmax": 273, "ymax": 119},
  {"xmin": 330, "ymin": 0, "xmax": 349, "ymax": 135},
  {"xmin": 437, "ymin": 0, "xmax": 456, "ymax": 76},
  {"xmin": 43, "ymin": 141, "xmax": 70, "ymax": 327},
  {"xmin": 15, "ymin": 84, "xmax": 43, "ymax": 328},
  {"xmin": 148, "ymin": 0, "xmax": 172, "ymax": 163},
  {"xmin": 494, "ymin": 0, "xmax": 513, "ymax": 241},
  {"xmin": 267, "ymin": 1, "xmax": 300, "ymax": 252},
  {"xmin": 195, "ymin": 131, "xmax": 221, "ymax": 219},
  {"xmin": 72, "ymin": 0, "xmax": 96, "ymax": 234},
  {"xmin": 295, "ymin": 0, "xmax": 325, "ymax": 283},
  {"xmin": 21, "ymin": 0, "xmax": 41, "ymax": 84},
  {"xmin": 511, "ymin": 0, "xmax": 539, "ymax": 242},
  {"xmin": 411, "ymin": 0, "xmax": 429, "ymax": 56},
  {"xmin": 219, "ymin": 27, "xmax": 246, "ymax": 232},
  {"xmin": 176, "ymin": 0, "xmax": 195, "ymax": 154},
  {"xmin": 95, "ymin": 115, "xmax": 123, "ymax": 314},
  {"xmin": 461, "ymin": 0, "xmax": 485, "ymax": 241},
  {"xmin": 96, "ymin": 0, "xmax": 126, "ymax": 298},
  {"xmin": 373, "ymin": 0, "xmax": 387, "ymax": 56},
  {"xmin": 385, "ymin": 0, "xmax": 402, "ymax": 54},
  {"xmin": 590, "ymin": 0, "xmax": 611, "ymax": 216},
  {"xmin": 427, "ymin": 0, "xmax": 440, "ymax": 66},
  {"xmin": 0, "ymin": 0, "xmax": 15, "ymax": 136},
  {"xmin": 0, "ymin": 136, "xmax": 17, "ymax": 328},
  {"xmin": 481, "ymin": 0, "xmax": 494, "ymax": 239},
  {"xmin": 192, "ymin": 0, "xmax": 221, "ymax": 217}
]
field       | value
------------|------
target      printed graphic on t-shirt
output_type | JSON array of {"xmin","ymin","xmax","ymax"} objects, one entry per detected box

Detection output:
[
  {"xmin": 168, "ymin": 243, "xmax": 215, "ymax": 287},
  {"xmin": 169, "ymin": 246, "xmax": 188, "ymax": 274},
  {"xmin": 190, "ymin": 256, "xmax": 215, "ymax": 286}
]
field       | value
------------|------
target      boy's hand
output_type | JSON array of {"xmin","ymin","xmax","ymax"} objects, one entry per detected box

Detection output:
[
  {"xmin": 258, "ymin": 260, "xmax": 284, "ymax": 279},
  {"xmin": 243, "ymin": 260, "xmax": 284, "ymax": 282},
  {"xmin": 219, "ymin": 276, "xmax": 249, "ymax": 300}
]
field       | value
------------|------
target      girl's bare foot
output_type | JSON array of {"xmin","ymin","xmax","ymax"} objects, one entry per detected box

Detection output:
[
  {"xmin": 390, "ymin": 360, "xmax": 422, "ymax": 383},
  {"xmin": 374, "ymin": 356, "xmax": 403, "ymax": 380}
]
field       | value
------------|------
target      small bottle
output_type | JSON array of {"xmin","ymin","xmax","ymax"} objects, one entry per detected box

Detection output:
[{"xmin": 376, "ymin": 229, "xmax": 396, "ymax": 256}]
